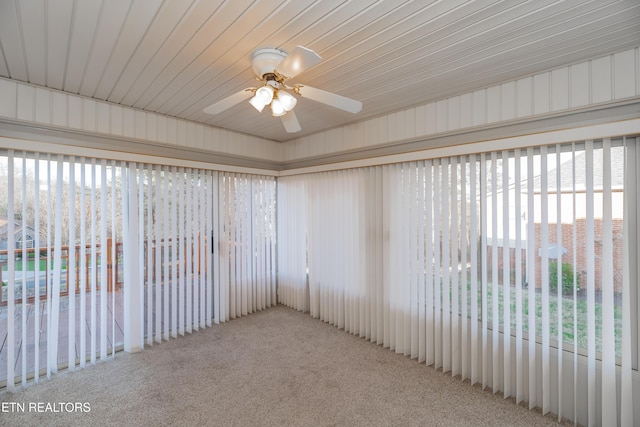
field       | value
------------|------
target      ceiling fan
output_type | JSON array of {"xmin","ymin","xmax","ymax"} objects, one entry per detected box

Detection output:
[{"xmin": 203, "ymin": 46, "xmax": 362, "ymax": 133}]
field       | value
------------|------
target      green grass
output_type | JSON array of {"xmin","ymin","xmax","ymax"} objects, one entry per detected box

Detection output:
[
  {"xmin": 2, "ymin": 257, "xmax": 85, "ymax": 272},
  {"xmin": 2, "ymin": 259, "xmax": 50, "ymax": 271},
  {"xmin": 480, "ymin": 283, "xmax": 622, "ymax": 358}
]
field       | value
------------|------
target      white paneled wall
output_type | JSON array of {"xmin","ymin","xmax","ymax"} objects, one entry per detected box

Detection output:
[
  {"xmin": 0, "ymin": 77, "xmax": 282, "ymax": 162},
  {"xmin": 2, "ymin": 47, "xmax": 637, "ymax": 166},
  {"xmin": 284, "ymin": 47, "xmax": 640, "ymax": 162}
]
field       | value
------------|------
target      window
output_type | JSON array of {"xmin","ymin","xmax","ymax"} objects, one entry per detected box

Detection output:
[
  {"xmin": 277, "ymin": 136, "xmax": 637, "ymax": 424},
  {"xmin": 0, "ymin": 151, "xmax": 277, "ymax": 390}
]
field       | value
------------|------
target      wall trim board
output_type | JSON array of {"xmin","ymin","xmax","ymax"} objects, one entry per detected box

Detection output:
[
  {"xmin": 280, "ymin": 99, "xmax": 640, "ymax": 171},
  {"xmin": 2, "ymin": 111, "xmax": 638, "ymax": 178},
  {"xmin": 279, "ymin": 117, "xmax": 640, "ymax": 177},
  {"xmin": 0, "ymin": 133, "xmax": 280, "ymax": 177},
  {"xmin": 0, "ymin": 119, "xmax": 281, "ymax": 174}
]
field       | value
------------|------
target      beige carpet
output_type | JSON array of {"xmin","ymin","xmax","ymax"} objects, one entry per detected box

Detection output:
[{"xmin": 0, "ymin": 305, "xmax": 563, "ymax": 426}]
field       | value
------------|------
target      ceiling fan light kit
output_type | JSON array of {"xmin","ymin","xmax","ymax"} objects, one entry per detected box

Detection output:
[{"xmin": 204, "ymin": 45, "xmax": 362, "ymax": 133}]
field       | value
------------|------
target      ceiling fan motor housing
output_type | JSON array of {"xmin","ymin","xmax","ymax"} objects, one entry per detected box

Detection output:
[{"xmin": 252, "ymin": 48, "xmax": 287, "ymax": 79}]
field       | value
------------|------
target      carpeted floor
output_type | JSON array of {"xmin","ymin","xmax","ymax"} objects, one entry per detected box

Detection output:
[{"xmin": 0, "ymin": 305, "xmax": 563, "ymax": 426}]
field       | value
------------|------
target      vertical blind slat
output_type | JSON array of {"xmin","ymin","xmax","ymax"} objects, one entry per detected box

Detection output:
[
  {"xmin": 460, "ymin": 156, "xmax": 468, "ymax": 381},
  {"xmin": 451, "ymin": 158, "xmax": 460, "ymax": 377},
  {"xmin": 111, "ymin": 163, "xmax": 117, "ymax": 356},
  {"xmin": 90, "ymin": 159, "xmax": 97, "ymax": 364},
  {"xmin": 206, "ymin": 172, "xmax": 213, "ymax": 327},
  {"xmin": 433, "ymin": 160, "xmax": 442, "ymax": 367},
  {"xmin": 100, "ymin": 159, "xmax": 108, "ymax": 360},
  {"xmin": 179, "ymin": 168, "xmax": 187, "ymax": 332},
  {"xmin": 540, "ymin": 145, "xmax": 550, "ymax": 415},
  {"xmin": 137, "ymin": 165, "xmax": 145, "ymax": 350},
  {"xmin": 51, "ymin": 155, "xmax": 64, "ymax": 373},
  {"xmin": 7, "ymin": 150, "xmax": 15, "ymax": 391},
  {"xmin": 502, "ymin": 151, "xmax": 511, "ymax": 399},
  {"xmin": 34, "ymin": 153, "xmax": 41, "ymax": 381},
  {"xmin": 80, "ymin": 158, "xmax": 87, "ymax": 368},
  {"xmin": 155, "ymin": 168, "xmax": 162, "ymax": 342},
  {"xmin": 491, "ymin": 153, "xmax": 499, "ymax": 393},
  {"xmin": 526, "ymin": 147, "xmax": 537, "ymax": 409},
  {"xmin": 469, "ymin": 154, "xmax": 479, "ymax": 385},
  {"xmin": 514, "ymin": 149, "xmax": 523, "ymax": 404},
  {"xmin": 46, "ymin": 157, "xmax": 52, "ymax": 376},
  {"xmin": 585, "ymin": 140, "xmax": 596, "ymax": 426},
  {"xmin": 601, "ymin": 139, "xmax": 616, "ymax": 426},
  {"xmin": 620, "ymin": 138, "xmax": 635, "ymax": 426},
  {"xmin": 555, "ymin": 146, "xmax": 563, "ymax": 421},
  {"xmin": 417, "ymin": 163, "xmax": 426, "ymax": 362},
  {"xmin": 146, "ymin": 167, "xmax": 153, "ymax": 344},
  {"xmin": 171, "ymin": 167, "xmax": 178, "ymax": 336},
  {"xmin": 425, "ymin": 160, "xmax": 434, "ymax": 366},
  {"xmin": 480, "ymin": 153, "xmax": 489, "ymax": 390},
  {"xmin": 572, "ymin": 145, "xmax": 579, "ymax": 423},
  {"xmin": 410, "ymin": 164, "xmax": 418, "ymax": 359},
  {"xmin": 21, "ymin": 156, "xmax": 27, "ymax": 386},
  {"xmin": 442, "ymin": 160, "xmax": 451, "ymax": 372},
  {"xmin": 187, "ymin": 169, "xmax": 194, "ymax": 330},
  {"xmin": 163, "ymin": 166, "xmax": 170, "ymax": 338}
]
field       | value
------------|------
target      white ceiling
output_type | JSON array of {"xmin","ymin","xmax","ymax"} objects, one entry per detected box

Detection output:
[{"xmin": 1, "ymin": 0, "xmax": 639, "ymax": 143}]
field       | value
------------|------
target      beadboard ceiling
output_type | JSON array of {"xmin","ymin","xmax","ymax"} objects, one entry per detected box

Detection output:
[{"xmin": 1, "ymin": 0, "xmax": 638, "ymax": 143}]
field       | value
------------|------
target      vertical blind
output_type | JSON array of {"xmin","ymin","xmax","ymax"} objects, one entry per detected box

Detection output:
[
  {"xmin": 277, "ymin": 138, "xmax": 636, "ymax": 425},
  {"xmin": 2, "ymin": 139, "xmax": 637, "ymax": 424},
  {"xmin": 215, "ymin": 172, "xmax": 277, "ymax": 323},
  {"xmin": 1, "ymin": 151, "xmax": 276, "ymax": 390},
  {"xmin": 1, "ymin": 152, "xmax": 124, "ymax": 390}
]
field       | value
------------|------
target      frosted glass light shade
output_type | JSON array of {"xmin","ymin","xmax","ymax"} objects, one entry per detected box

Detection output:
[
  {"xmin": 249, "ymin": 95, "xmax": 267, "ymax": 112},
  {"xmin": 271, "ymin": 98, "xmax": 286, "ymax": 116},
  {"xmin": 255, "ymin": 86, "xmax": 274, "ymax": 104},
  {"xmin": 277, "ymin": 90, "xmax": 297, "ymax": 111}
]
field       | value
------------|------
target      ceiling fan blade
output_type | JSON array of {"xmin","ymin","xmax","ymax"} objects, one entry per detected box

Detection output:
[
  {"xmin": 281, "ymin": 110, "xmax": 302, "ymax": 133},
  {"xmin": 296, "ymin": 85, "xmax": 362, "ymax": 113},
  {"xmin": 203, "ymin": 88, "xmax": 254, "ymax": 115},
  {"xmin": 275, "ymin": 46, "xmax": 322, "ymax": 79}
]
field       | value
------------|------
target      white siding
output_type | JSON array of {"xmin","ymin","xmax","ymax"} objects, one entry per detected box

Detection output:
[
  {"xmin": 533, "ymin": 72, "xmax": 550, "ymax": 115},
  {"xmin": 52, "ymin": 92, "xmax": 68, "ymax": 127},
  {"xmin": 591, "ymin": 56, "xmax": 613, "ymax": 104},
  {"xmin": 0, "ymin": 78, "xmax": 281, "ymax": 162},
  {"xmin": 16, "ymin": 84, "xmax": 35, "ymax": 122},
  {"xmin": 0, "ymin": 79, "xmax": 17, "ymax": 118}
]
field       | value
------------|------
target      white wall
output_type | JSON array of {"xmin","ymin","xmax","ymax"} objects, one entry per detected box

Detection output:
[
  {"xmin": 0, "ymin": 77, "xmax": 282, "ymax": 163},
  {"xmin": 283, "ymin": 47, "xmax": 640, "ymax": 162},
  {"xmin": 2, "ymin": 47, "xmax": 637, "ymax": 168}
]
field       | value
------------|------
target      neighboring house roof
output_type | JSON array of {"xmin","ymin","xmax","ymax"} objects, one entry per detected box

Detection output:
[
  {"xmin": 479, "ymin": 146, "xmax": 624, "ymax": 198},
  {"xmin": 0, "ymin": 219, "xmax": 36, "ymax": 240},
  {"xmin": 528, "ymin": 146, "xmax": 625, "ymax": 192}
]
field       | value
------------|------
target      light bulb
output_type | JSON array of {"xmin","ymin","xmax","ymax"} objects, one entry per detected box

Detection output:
[
  {"xmin": 255, "ymin": 86, "xmax": 274, "ymax": 104},
  {"xmin": 271, "ymin": 98, "xmax": 286, "ymax": 116},
  {"xmin": 277, "ymin": 90, "xmax": 297, "ymax": 112}
]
